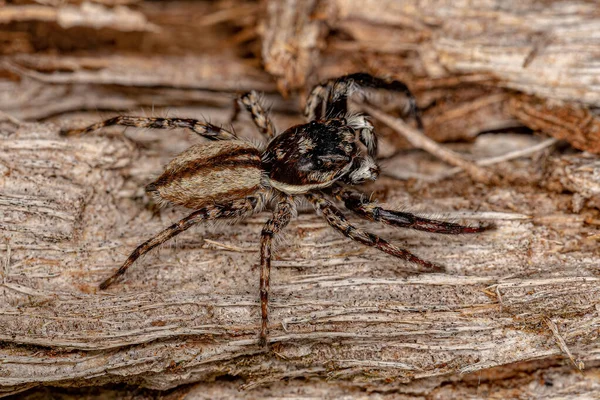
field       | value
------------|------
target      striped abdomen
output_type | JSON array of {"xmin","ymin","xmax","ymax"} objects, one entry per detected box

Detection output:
[{"xmin": 147, "ymin": 141, "xmax": 263, "ymax": 209}]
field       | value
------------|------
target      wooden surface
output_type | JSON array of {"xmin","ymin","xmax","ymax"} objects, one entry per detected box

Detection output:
[{"xmin": 0, "ymin": 0, "xmax": 599, "ymax": 398}]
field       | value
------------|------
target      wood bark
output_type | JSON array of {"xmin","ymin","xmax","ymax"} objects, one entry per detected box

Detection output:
[{"xmin": 0, "ymin": 0, "xmax": 599, "ymax": 398}]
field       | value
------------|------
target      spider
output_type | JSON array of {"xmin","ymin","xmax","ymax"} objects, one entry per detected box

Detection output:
[{"xmin": 62, "ymin": 73, "xmax": 491, "ymax": 346}]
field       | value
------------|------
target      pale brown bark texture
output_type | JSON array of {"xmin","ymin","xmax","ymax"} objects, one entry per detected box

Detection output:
[{"xmin": 0, "ymin": 1, "xmax": 599, "ymax": 398}]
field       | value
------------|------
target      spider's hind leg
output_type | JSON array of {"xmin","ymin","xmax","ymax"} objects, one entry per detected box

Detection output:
[
  {"xmin": 61, "ymin": 116, "xmax": 237, "ymax": 141},
  {"xmin": 331, "ymin": 187, "xmax": 493, "ymax": 234},
  {"xmin": 259, "ymin": 195, "xmax": 294, "ymax": 346},
  {"xmin": 231, "ymin": 91, "xmax": 276, "ymax": 139},
  {"xmin": 98, "ymin": 196, "xmax": 259, "ymax": 290},
  {"xmin": 306, "ymin": 192, "xmax": 443, "ymax": 272}
]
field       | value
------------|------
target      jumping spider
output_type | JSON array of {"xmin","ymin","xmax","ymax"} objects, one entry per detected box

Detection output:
[{"xmin": 62, "ymin": 73, "xmax": 490, "ymax": 346}]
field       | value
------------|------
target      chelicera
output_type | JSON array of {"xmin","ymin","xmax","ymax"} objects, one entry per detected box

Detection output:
[{"xmin": 62, "ymin": 73, "xmax": 491, "ymax": 346}]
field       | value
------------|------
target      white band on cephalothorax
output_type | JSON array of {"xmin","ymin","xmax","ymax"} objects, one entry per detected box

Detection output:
[
  {"xmin": 266, "ymin": 178, "xmax": 336, "ymax": 194},
  {"xmin": 265, "ymin": 160, "xmax": 355, "ymax": 194}
]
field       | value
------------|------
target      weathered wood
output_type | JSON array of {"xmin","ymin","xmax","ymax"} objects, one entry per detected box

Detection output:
[
  {"xmin": 261, "ymin": 0, "xmax": 327, "ymax": 95},
  {"xmin": 1, "ymin": 112, "xmax": 598, "ymax": 397},
  {"xmin": 0, "ymin": 0, "xmax": 599, "ymax": 398},
  {"xmin": 330, "ymin": 0, "xmax": 600, "ymax": 106},
  {"xmin": 509, "ymin": 94, "xmax": 600, "ymax": 155}
]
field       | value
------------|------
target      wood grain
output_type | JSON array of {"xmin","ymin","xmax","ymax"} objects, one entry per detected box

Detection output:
[{"xmin": 0, "ymin": 0, "xmax": 599, "ymax": 398}]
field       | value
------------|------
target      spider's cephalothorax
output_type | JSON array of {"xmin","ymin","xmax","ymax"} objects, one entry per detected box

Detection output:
[
  {"xmin": 62, "ymin": 73, "xmax": 491, "ymax": 347},
  {"xmin": 262, "ymin": 117, "xmax": 379, "ymax": 193}
]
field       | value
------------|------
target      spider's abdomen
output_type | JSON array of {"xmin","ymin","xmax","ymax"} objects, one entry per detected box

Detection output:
[
  {"xmin": 262, "ymin": 120, "xmax": 357, "ymax": 194},
  {"xmin": 147, "ymin": 141, "xmax": 263, "ymax": 209}
]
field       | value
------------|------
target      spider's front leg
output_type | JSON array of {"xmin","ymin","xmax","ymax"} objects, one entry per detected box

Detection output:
[
  {"xmin": 331, "ymin": 187, "xmax": 493, "ymax": 234},
  {"xmin": 61, "ymin": 116, "xmax": 237, "ymax": 141},
  {"xmin": 99, "ymin": 196, "xmax": 259, "ymax": 290},
  {"xmin": 305, "ymin": 72, "xmax": 423, "ymax": 129},
  {"xmin": 306, "ymin": 192, "xmax": 444, "ymax": 272},
  {"xmin": 305, "ymin": 73, "xmax": 422, "ymax": 158},
  {"xmin": 231, "ymin": 91, "xmax": 277, "ymax": 139},
  {"xmin": 259, "ymin": 195, "xmax": 294, "ymax": 347}
]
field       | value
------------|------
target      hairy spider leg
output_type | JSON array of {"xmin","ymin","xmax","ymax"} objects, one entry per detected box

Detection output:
[
  {"xmin": 305, "ymin": 72, "xmax": 423, "ymax": 129},
  {"xmin": 61, "ymin": 116, "xmax": 237, "ymax": 141},
  {"xmin": 231, "ymin": 91, "xmax": 277, "ymax": 139},
  {"xmin": 99, "ymin": 196, "xmax": 259, "ymax": 290},
  {"xmin": 259, "ymin": 196, "xmax": 294, "ymax": 346},
  {"xmin": 306, "ymin": 192, "xmax": 444, "ymax": 272},
  {"xmin": 303, "ymin": 83, "xmax": 329, "ymax": 122},
  {"xmin": 331, "ymin": 187, "xmax": 493, "ymax": 234},
  {"xmin": 304, "ymin": 73, "xmax": 423, "ymax": 157}
]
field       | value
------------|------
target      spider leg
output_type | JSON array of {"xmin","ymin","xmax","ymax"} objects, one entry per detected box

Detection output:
[
  {"xmin": 61, "ymin": 116, "xmax": 237, "ymax": 141},
  {"xmin": 259, "ymin": 195, "xmax": 294, "ymax": 346},
  {"xmin": 331, "ymin": 187, "xmax": 492, "ymax": 234},
  {"xmin": 99, "ymin": 196, "xmax": 260, "ymax": 290},
  {"xmin": 304, "ymin": 83, "xmax": 329, "ymax": 122},
  {"xmin": 305, "ymin": 73, "xmax": 423, "ymax": 156},
  {"xmin": 305, "ymin": 73, "xmax": 423, "ymax": 128},
  {"xmin": 346, "ymin": 114, "xmax": 377, "ymax": 157},
  {"xmin": 232, "ymin": 91, "xmax": 276, "ymax": 139},
  {"xmin": 305, "ymin": 192, "xmax": 443, "ymax": 272}
]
